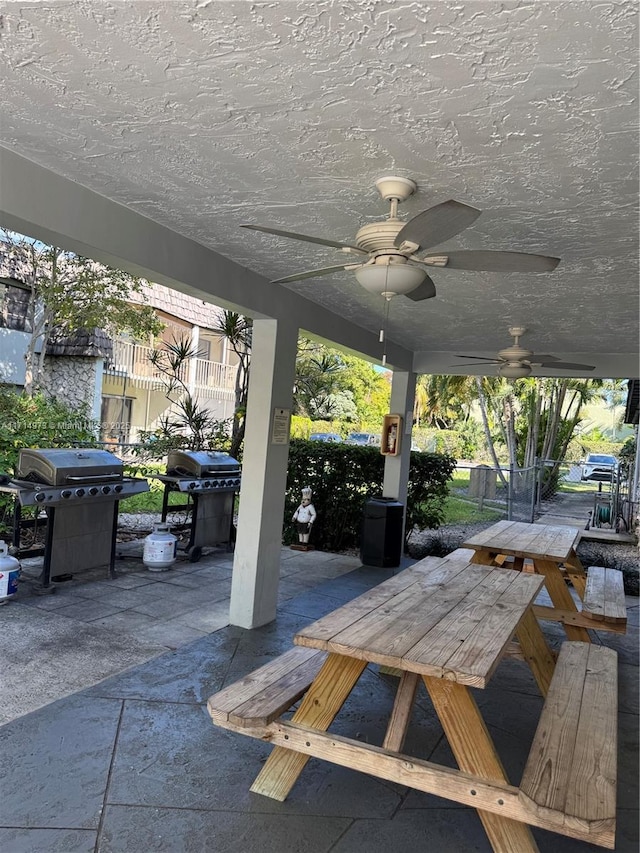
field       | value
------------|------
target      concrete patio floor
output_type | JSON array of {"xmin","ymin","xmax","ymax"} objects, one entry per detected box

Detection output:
[{"xmin": 0, "ymin": 542, "xmax": 638, "ymax": 852}]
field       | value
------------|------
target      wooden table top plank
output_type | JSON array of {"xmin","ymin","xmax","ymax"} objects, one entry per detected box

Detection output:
[
  {"xmin": 441, "ymin": 575, "xmax": 545, "ymax": 686},
  {"xmin": 465, "ymin": 519, "xmax": 518, "ymax": 550},
  {"xmin": 464, "ymin": 521, "xmax": 579, "ymax": 562},
  {"xmin": 404, "ymin": 570, "xmax": 532, "ymax": 686},
  {"xmin": 524, "ymin": 525, "xmax": 578, "ymax": 561},
  {"xmin": 296, "ymin": 555, "xmax": 472, "ymax": 652},
  {"xmin": 326, "ymin": 566, "xmax": 488, "ymax": 665},
  {"xmin": 504, "ymin": 525, "xmax": 554, "ymax": 557},
  {"xmin": 296, "ymin": 562, "xmax": 543, "ymax": 686},
  {"xmin": 293, "ymin": 568, "xmax": 422, "ymax": 647}
]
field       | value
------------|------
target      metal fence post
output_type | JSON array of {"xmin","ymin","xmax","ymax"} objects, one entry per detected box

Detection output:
[
  {"xmin": 529, "ymin": 463, "xmax": 537, "ymax": 522},
  {"xmin": 507, "ymin": 464, "xmax": 514, "ymax": 520}
]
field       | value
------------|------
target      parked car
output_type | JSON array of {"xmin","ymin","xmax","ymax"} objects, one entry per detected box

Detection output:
[
  {"xmin": 346, "ymin": 432, "xmax": 381, "ymax": 447},
  {"xmin": 581, "ymin": 453, "xmax": 618, "ymax": 482},
  {"xmin": 309, "ymin": 432, "xmax": 342, "ymax": 443}
]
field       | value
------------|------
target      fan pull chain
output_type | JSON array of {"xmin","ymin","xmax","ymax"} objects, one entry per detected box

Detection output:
[{"xmin": 380, "ymin": 287, "xmax": 391, "ymax": 366}]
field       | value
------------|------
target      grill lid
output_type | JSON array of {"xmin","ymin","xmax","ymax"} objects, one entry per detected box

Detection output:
[
  {"xmin": 166, "ymin": 450, "xmax": 240, "ymax": 478},
  {"xmin": 17, "ymin": 448, "xmax": 124, "ymax": 486}
]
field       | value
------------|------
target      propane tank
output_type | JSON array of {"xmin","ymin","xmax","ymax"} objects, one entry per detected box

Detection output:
[
  {"xmin": 143, "ymin": 523, "xmax": 177, "ymax": 571},
  {"xmin": 0, "ymin": 541, "xmax": 21, "ymax": 604}
]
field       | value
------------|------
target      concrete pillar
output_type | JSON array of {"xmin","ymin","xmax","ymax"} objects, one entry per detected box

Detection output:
[
  {"xmin": 382, "ymin": 369, "xmax": 417, "ymax": 511},
  {"xmin": 229, "ymin": 318, "xmax": 298, "ymax": 628}
]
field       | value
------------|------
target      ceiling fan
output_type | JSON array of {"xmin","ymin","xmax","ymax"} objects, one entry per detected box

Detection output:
[
  {"xmin": 241, "ymin": 176, "xmax": 561, "ymax": 301},
  {"xmin": 452, "ymin": 327, "xmax": 596, "ymax": 378}
]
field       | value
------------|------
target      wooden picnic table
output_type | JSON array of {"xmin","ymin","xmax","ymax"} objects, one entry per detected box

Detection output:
[
  {"xmin": 208, "ymin": 553, "xmax": 618, "ymax": 851},
  {"xmin": 463, "ymin": 519, "xmax": 627, "ymax": 642}
]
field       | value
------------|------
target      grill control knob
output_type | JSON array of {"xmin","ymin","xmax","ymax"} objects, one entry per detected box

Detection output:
[
  {"xmin": 114, "ymin": 484, "xmax": 123, "ymax": 493},
  {"xmin": 234, "ymin": 479, "xmax": 240, "ymax": 486},
  {"xmin": 61, "ymin": 489, "xmax": 72, "ymax": 499},
  {"xmin": 89, "ymin": 487, "xmax": 99, "ymax": 496},
  {"xmin": 204, "ymin": 481, "xmax": 212, "ymax": 488},
  {"xmin": 35, "ymin": 492, "xmax": 46, "ymax": 503},
  {"xmin": 101, "ymin": 485, "xmax": 111, "ymax": 495},
  {"xmin": 188, "ymin": 482, "xmax": 196, "ymax": 490},
  {"xmin": 75, "ymin": 488, "xmax": 85, "ymax": 498}
]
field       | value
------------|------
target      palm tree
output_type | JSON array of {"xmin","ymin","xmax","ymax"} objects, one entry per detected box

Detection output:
[{"xmin": 209, "ymin": 311, "xmax": 252, "ymax": 458}]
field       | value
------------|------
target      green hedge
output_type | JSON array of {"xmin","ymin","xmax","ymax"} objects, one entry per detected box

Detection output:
[{"xmin": 284, "ymin": 439, "xmax": 455, "ymax": 552}]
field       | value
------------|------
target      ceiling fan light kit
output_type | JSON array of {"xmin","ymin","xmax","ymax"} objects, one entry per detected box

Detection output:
[
  {"xmin": 355, "ymin": 260, "xmax": 427, "ymax": 298},
  {"xmin": 499, "ymin": 363, "xmax": 532, "ymax": 379}
]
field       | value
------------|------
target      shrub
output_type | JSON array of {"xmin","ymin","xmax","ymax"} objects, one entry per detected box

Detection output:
[
  {"xmin": 0, "ymin": 390, "xmax": 98, "ymax": 475},
  {"xmin": 0, "ymin": 390, "xmax": 99, "ymax": 536},
  {"xmin": 285, "ymin": 439, "xmax": 455, "ymax": 552}
]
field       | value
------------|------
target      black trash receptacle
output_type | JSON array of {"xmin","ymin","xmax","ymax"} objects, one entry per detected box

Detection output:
[{"xmin": 360, "ymin": 497, "xmax": 404, "ymax": 568}]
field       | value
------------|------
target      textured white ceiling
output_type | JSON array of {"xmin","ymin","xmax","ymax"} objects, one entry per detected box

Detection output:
[{"xmin": 0, "ymin": 0, "xmax": 638, "ymax": 372}]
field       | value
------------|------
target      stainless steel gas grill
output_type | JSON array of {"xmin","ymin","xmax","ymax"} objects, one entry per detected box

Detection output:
[
  {"xmin": 157, "ymin": 450, "xmax": 241, "ymax": 561},
  {"xmin": 0, "ymin": 448, "xmax": 149, "ymax": 589}
]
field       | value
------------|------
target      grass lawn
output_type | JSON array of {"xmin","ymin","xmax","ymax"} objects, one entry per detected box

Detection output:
[
  {"xmin": 556, "ymin": 479, "xmax": 598, "ymax": 494},
  {"xmin": 444, "ymin": 468, "xmax": 504, "ymax": 524},
  {"xmin": 120, "ymin": 484, "xmax": 183, "ymax": 514},
  {"xmin": 442, "ymin": 494, "xmax": 503, "ymax": 524}
]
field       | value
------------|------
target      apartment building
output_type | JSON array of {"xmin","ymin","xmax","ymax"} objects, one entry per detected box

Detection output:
[{"xmin": 0, "ymin": 247, "xmax": 238, "ymax": 442}]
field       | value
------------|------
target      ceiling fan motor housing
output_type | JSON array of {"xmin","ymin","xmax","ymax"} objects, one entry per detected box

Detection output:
[
  {"xmin": 355, "ymin": 220, "xmax": 405, "ymax": 253},
  {"xmin": 498, "ymin": 345, "xmax": 534, "ymax": 361}
]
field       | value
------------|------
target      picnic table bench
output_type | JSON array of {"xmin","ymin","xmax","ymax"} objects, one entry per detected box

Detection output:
[
  {"xmin": 208, "ymin": 555, "xmax": 618, "ymax": 851},
  {"xmin": 463, "ymin": 520, "xmax": 628, "ymax": 641}
]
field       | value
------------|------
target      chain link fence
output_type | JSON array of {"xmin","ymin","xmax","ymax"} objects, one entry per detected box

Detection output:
[{"xmin": 454, "ymin": 464, "xmax": 539, "ymax": 523}]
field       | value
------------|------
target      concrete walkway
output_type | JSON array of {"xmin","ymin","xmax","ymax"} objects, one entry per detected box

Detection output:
[{"xmin": 0, "ymin": 543, "xmax": 362, "ymax": 725}]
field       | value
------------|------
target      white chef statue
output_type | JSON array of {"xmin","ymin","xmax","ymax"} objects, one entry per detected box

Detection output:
[{"xmin": 292, "ymin": 486, "xmax": 316, "ymax": 547}]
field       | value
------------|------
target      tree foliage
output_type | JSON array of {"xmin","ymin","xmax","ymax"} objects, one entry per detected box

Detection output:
[
  {"xmin": 207, "ymin": 311, "xmax": 252, "ymax": 459},
  {"xmin": 0, "ymin": 230, "xmax": 162, "ymax": 394},
  {"xmin": 134, "ymin": 335, "xmax": 231, "ymax": 459},
  {"xmin": 294, "ymin": 338, "xmax": 390, "ymax": 424},
  {"xmin": 420, "ymin": 374, "xmax": 606, "ymax": 497}
]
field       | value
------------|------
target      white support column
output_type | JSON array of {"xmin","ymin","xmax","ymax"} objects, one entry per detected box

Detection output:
[
  {"xmin": 188, "ymin": 325, "xmax": 200, "ymax": 396},
  {"xmin": 229, "ymin": 318, "xmax": 298, "ymax": 628},
  {"xmin": 382, "ymin": 369, "xmax": 417, "ymax": 511}
]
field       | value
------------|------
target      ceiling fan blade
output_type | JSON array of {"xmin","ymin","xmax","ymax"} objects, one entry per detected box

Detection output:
[
  {"xmin": 426, "ymin": 250, "xmax": 560, "ymax": 272},
  {"xmin": 454, "ymin": 354, "xmax": 502, "ymax": 363},
  {"xmin": 535, "ymin": 360, "xmax": 596, "ymax": 371},
  {"xmin": 449, "ymin": 362, "xmax": 501, "ymax": 367},
  {"xmin": 404, "ymin": 275, "xmax": 436, "ymax": 302},
  {"xmin": 272, "ymin": 264, "xmax": 357, "ymax": 284},
  {"xmin": 395, "ymin": 200, "xmax": 481, "ymax": 251},
  {"xmin": 241, "ymin": 224, "xmax": 365, "ymax": 253}
]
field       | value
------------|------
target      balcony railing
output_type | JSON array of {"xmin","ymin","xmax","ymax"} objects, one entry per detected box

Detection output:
[{"xmin": 104, "ymin": 340, "xmax": 237, "ymax": 400}]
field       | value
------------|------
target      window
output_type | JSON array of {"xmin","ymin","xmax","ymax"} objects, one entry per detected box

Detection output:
[
  {"xmin": 101, "ymin": 395, "xmax": 133, "ymax": 444},
  {"xmin": 0, "ymin": 280, "xmax": 32, "ymax": 332}
]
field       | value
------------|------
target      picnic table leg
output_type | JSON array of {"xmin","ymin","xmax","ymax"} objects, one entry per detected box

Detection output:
[
  {"xmin": 382, "ymin": 670, "xmax": 419, "ymax": 752},
  {"xmin": 250, "ymin": 653, "xmax": 366, "ymax": 801},
  {"xmin": 470, "ymin": 549, "xmax": 495, "ymax": 566},
  {"xmin": 424, "ymin": 677, "xmax": 540, "ymax": 853},
  {"xmin": 533, "ymin": 558, "xmax": 591, "ymax": 642},
  {"xmin": 562, "ymin": 550, "xmax": 587, "ymax": 599},
  {"xmin": 515, "ymin": 609, "xmax": 556, "ymax": 696}
]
